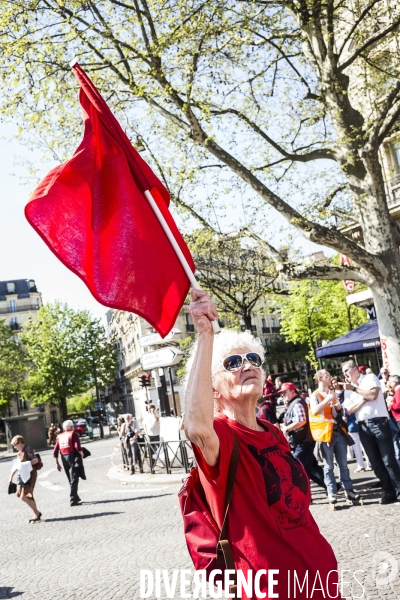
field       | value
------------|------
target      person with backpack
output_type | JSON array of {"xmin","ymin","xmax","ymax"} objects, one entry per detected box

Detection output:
[
  {"xmin": 8, "ymin": 435, "xmax": 42, "ymax": 523},
  {"xmin": 181, "ymin": 290, "xmax": 340, "ymax": 599}
]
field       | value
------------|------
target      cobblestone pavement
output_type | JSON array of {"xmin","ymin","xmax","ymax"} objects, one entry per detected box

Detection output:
[{"xmin": 1, "ymin": 438, "xmax": 399, "ymax": 600}]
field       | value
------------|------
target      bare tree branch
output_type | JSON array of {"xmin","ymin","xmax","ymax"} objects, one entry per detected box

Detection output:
[
  {"xmin": 337, "ymin": 0, "xmax": 381, "ymax": 57},
  {"xmin": 322, "ymin": 183, "xmax": 348, "ymax": 208},
  {"xmin": 339, "ymin": 16, "xmax": 400, "ymax": 71},
  {"xmin": 282, "ymin": 264, "xmax": 370, "ymax": 284},
  {"xmin": 210, "ymin": 107, "xmax": 337, "ymax": 162},
  {"xmin": 367, "ymin": 80, "xmax": 400, "ymax": 147}
]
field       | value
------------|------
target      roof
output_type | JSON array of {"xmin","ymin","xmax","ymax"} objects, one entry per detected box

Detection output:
[
  {"xmin": 315, "ymin": 320, "xmax": 380, "ymax": 359},
  {"xmin": 0, "ymin": 279, "xmax": 38, "ymax": 301}
]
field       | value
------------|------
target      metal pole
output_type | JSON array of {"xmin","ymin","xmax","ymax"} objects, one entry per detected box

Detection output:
[
  {"xmin": 159, "ymin": 371, "xmax": 170, "ymax": 416},
  {"xmin": 168, "ymin": 367, "xmax": 178, "ymax": 416}
]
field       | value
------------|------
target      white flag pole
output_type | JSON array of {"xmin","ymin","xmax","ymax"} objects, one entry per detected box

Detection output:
[{"xmin": 144, "ymin": 190, "xmax": 220, "ymax": 334}]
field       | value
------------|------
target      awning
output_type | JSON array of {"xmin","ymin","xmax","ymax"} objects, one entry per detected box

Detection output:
[{"xmin": 315, "ymin": 321, "xmax": 380, "ymax": 358}]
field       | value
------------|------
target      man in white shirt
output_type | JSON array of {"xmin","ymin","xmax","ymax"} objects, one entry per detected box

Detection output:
[{"xmin": 341, "ymin": 360, "xmax": 400, "ymax": 504}]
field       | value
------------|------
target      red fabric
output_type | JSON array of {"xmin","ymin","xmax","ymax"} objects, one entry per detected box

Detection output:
[
  {"xmin": 389, "ymin": 388, "xmax": 400, "ymax": 421},
  {"xmin": 53, "ymin": 431, "xmax": 81, "ymax": 457},
  {"xmin": 263, "ymin": 380, "xmax": 275, "ymax": 397},
  {"xmin": 178, "ymin": 465, "xmax": 221, "ymax": 577},
  {"xmin": 193, "ymin": 414, "xmax": 340, "ymax": 599},
  {"xmin": 25, "ymin": 63, "xmax": 195, "ymax": 337}
]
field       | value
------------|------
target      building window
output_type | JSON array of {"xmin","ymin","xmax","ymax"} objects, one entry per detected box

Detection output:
[
  {"xmin": 186, "ymin": 313, "xmax": 195, "ymax": 333},
  {"xmin": 9, "ymin": 300, "xmax": 16, "ymax": 312},
  {"xmin": 392, "ymin": 142, "xmax": 400, "ymax": 173},
  {"xmin": 19, "ymin": 397, "xmax": 28, "ymax": 411},
  {"xmin": 6, "ymin": 282, "xmax": 15, "ymax": 294},
  {"xmin": 261, "ymin": 318, "xmax": 270, "ymax": 333},
  {"xmin": 10, "ymin": 317, "xmax": 18, "ymax": 331}
]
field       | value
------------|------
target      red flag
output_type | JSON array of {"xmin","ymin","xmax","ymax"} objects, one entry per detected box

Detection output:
[{"xmin": 25, "ymin": 63, "xmax": 195, "ymax": 337}]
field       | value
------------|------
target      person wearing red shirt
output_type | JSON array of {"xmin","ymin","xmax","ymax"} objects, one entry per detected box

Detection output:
[
  {"xmin": 183, "ymin": 290, "xmax": 340, "ymax": 600},
  {"xmin": 387, "ymin": 375, "xmax": 400, "ymax": 426},
  {"xmin": 53, "ymin": 419, "xmax": 85, "ymax": 506}
]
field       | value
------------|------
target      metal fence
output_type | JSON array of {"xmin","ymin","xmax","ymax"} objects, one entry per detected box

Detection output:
[{"xmin": 132, "ymin": 439, "xmax": 193, "ymax": 474}]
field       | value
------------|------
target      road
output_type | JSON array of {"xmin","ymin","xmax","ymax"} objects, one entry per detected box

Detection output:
[{"xmin": 1, "ymin": 437, "xmax": 400, "ymax": 600}]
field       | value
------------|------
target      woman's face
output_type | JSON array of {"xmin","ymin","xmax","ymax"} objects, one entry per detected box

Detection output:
[
  {"xmin": 331, "ymin": 378, "xmax": 340, "ymax": 390},
  {"xmin": 213, "ymin": 347, "xmax": 263, "ymax": 405}
]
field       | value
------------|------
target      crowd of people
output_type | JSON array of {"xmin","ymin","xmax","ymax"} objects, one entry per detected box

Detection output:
[{"xmin": 257, "ymin": 361, "xmax": 400, "ymax": 506}]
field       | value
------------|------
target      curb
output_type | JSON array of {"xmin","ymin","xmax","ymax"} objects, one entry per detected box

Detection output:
[{"xmin": 107, "ymin": 466, "xmax": 186, "ymax": 486}]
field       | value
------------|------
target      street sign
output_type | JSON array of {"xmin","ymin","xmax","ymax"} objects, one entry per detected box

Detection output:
[
  {"xmin": 139, "ymin": 328, "xmax": 181, "ymax": 347},
  {"xmin": 141, "ymin": 346, "xmax": 183, "ymax": 370},
  {"xmin": 95, "ymin": 402, "xmax": 101, "ymax": 409}
]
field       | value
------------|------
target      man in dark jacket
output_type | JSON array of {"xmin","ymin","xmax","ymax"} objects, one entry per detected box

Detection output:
[
  {"xmin": 53, "ymin": 419, "xmax": 85, "ymax": 506},
  {"xmin": 280, "ymin": 383, "xmax": 326, "ymax": 491}
]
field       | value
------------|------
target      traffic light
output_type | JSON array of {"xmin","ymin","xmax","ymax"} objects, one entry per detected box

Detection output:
[{"xmin": 139, "ymin": 373, "xmax": 151, "ymax": 388}]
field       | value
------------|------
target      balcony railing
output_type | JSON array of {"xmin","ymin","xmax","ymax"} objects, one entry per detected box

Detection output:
[
  {"xmin": 262, "ymin": 326, "xmax": 270, "ymax": 333},
  {"xmin": 0, "ymin": 304, "xmax": 40, "ymax": 315}
]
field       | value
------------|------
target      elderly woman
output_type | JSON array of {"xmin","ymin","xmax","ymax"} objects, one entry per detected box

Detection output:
[
  {"xmin": 8, "ymin": 435, "xmax": 42, "ymax": 523},
  {"xmin": 184, "ymin": 290, "xmax": 339, "ymax": 599},
  {"xmin": 53, "ymin": 419, "xmax": 85, "ymax": 506}
]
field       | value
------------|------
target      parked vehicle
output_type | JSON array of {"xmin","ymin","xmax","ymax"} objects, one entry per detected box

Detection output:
[{"xmin": 73, "ymin": 418, "xmax": 88, "ymax": 436}]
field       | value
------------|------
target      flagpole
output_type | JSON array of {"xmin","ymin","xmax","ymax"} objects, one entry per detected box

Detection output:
[{"xmin": 144, "ymin": 190, "xmax": 220, "ymax": 334}]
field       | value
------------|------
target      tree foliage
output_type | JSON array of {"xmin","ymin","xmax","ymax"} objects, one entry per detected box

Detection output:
[
  {"xmin": 277, "ymin": 280, "xmax": 368, "ymax": 365},
  {"xmin": 0, "ymin": 320, "xmax": 27, "ymax": 415},
  {"xmin": 21, "ymin": 302, "xmax": 118, "ymax": 420},
  {"xmin": 1, "ymin": 0, "xmax": 400, "ymax": 364},
  {"xmin": 188, "ymin": 229, "xmax": 278, "ymax": 329},
  {"xmin": 67, "ymin": 391, "xmax": 94, "ymax": 415}
]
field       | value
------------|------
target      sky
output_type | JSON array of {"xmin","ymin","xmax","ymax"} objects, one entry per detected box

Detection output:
[
  {"xmin": 0, "ymin": 122, "xmax": 108, "ymax": 322},
  {"xmin": 0, "ymin": 119, "xmax": 326, "ymax": 325}
]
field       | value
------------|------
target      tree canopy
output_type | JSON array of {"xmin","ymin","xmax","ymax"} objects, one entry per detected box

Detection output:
[
  {"xmin": 188, "ymin": 229, "xmax": 278, "ymax": 329},
  {"xmin": 277, "ymin": 279, "xmax": 368, "ymax": 364},
  {"xmin": 0, "ymin": 320, "xmax": 27, "ymax": 416},
  {"xmin": 21, "ymin": 302, "xmax": 118, "ymax": 420},
  {"xmin": 1, "ymin": 0, "xmax": 400, "ymax": 367}
]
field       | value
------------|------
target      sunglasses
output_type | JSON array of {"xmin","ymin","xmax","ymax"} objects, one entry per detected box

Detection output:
[{"xmin": 221, "ymin": 352, "xmax": 262, "ymax": 373}]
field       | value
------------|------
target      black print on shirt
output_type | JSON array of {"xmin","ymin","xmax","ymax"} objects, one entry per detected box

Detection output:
[{"xmin": 248, "ymin": 444, "xmax": 309, "ymax": 531}]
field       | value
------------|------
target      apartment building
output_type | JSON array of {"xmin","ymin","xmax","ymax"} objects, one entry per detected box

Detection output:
[
  {"xmin": 0, "ymin": 279, "xmax": 60, "ymax": 425},
  {"xmin": 0, "ymin": 279, "xmax": 42, "ymax": 336}
]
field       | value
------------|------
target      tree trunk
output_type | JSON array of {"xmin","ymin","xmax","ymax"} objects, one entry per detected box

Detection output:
[
  {"xmin": 242, "ymin": 312, "xmax": 252, "ymax": 330},
  {"xmin": 59, "ymin": 397, "xmax": 68, "ymax": 422},
  {"xmin": 349, "ymin": 153, "xmax": 400, "ymax": 373},
  {"xmin": 371, "ymin": 276, "xmax": 400, "ymax": 374}
]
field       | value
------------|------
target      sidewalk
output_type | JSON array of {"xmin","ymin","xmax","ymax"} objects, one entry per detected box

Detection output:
[{"xmin": 107, "ymin": 465, "xmax": 186, "ymax": 486}]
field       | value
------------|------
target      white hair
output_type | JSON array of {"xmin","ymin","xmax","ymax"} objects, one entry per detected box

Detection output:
[
  {"xmin": 63, "ymin": 419, "xmax": 74, "ymax": 431},
  {"xmin": 184, "ymin": 329, "xmax": 265, "ymax": 390}
]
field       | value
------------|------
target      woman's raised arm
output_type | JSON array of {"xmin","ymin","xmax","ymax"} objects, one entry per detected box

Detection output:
[{"xmin": 184, "ymin": 289, "xmax": 220, "ymax": 467}]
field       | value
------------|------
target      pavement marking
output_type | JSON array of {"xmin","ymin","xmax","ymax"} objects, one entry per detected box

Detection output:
[
  {"xmin": 38, "ymin": 468, "xmax": 57, "ymax": 479},
  {"xmin": 85, "ymin": 454, "xmax": 113, "ymax": 462},
  {"xmin": 38, "ymin": 481, "xmax": 65, "ymax": 491}
]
